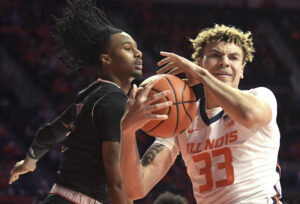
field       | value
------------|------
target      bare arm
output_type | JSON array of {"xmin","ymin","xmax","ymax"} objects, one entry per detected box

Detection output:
[
  {"xmin": 9, "ymin": 154, "xmax": 37, "ymax": 184},
  {"xmin": 9, "ymin": 104, "xmax": 76, "ymax": 184},
  {"xmin": 120, "ymin": 82, "xmax": 174, "ymax": 200},
  {"xmin": 200, "ymin": 72, "xmax": 272, "ymax": 129},
  {"xmin": 102, "ymin": 141, "xmax": 133, "ymax": 204},
  {"xmin": 120, "ymin": 132, "xmax": 173, "ymax": 200},
  {"xmin": 157, "ymin": 51, "xmax": 272, "ymax": 129}
]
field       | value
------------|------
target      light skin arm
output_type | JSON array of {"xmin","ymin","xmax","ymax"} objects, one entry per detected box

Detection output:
[
  {"xmin": 9, "ymin": 104, "xmax": 76, "ymax": 185},
  {"xmin": 102, "ymin": 141, "xmax": 133, "ymax": 204},
  {"xmin": 120, "ymin": 82, "xmax": 174, "ymax": 200},
  {"xmin": 9, "ymin": 154, "xmax": 37, "ymax": 184},
  {"xmin": 157, "ymin": 51, "xmax": 272, "ymax": 130}
]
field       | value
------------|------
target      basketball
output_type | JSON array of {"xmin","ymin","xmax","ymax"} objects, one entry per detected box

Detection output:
[{"xmin": 139, "ymin": 74, "xmax": 197, "ymax": 138}]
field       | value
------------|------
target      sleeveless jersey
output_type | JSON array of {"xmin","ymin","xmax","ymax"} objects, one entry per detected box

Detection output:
[{"xmin": 155, "ymin": 87, "xmax": 282, "ymax": 204}]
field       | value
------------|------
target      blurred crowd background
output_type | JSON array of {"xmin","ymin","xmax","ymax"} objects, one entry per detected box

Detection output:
[{"xmin": 0, "ymin": 0, "xmax": 300, "ymax": 203}]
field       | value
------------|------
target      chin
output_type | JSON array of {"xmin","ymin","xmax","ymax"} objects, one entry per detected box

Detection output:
[{"xmin": 132, "ymin": 71, "xmax": 143, "ymax": 80}]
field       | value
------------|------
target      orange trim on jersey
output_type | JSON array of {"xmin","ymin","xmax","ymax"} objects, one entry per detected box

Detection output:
[
  {"xmin": 272, "ymin": 193, "xmax": 280, "ymax": 204},
  {"xmin": 272, "ymin": 183, "xmax": 281, "ymax": 203},
  {"xmin": 276, "ymin": 163, "xmax": 281, "ymax": 177}
]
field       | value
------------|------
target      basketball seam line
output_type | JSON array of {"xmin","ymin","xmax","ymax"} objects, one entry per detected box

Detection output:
[
  {"xmin": 182, "ymin": 82, "xmax": 193, "ymax": 122},
  {"xmin": 143, "ymin": 89, "xmax": 171, "ymax": 133},
  {"xmin": 164, "ymin": 75, "xmax": 179, "ymax": 137}
]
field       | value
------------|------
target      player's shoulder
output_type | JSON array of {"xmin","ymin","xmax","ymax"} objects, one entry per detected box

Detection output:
[
  {"xmin": 75, "ymin": 81, "xmax": 127, "ymax": 107},
  {"xmin": 244, "ymin": 86, "xmax": 275, "ymax": 97},
  {"xmin": 92, "ymin": 83, "xmax": 127, "ymax": 105}
]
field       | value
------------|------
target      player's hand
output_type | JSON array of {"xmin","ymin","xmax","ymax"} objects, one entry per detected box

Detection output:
[
  {"xmin": 157, "ymin": 51, "xmax": 204, "ymax": 87},
  {"xmin": 121, "ymin": 81, "xmax": 172, "ymax": 136},
  {"xmin": 9, "ymin": 158, "xmax": 37, "ymax": 184}
]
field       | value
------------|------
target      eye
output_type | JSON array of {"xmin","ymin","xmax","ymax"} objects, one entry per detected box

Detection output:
[
  {"xmin": 230, "ymin": 56, "xmax": 239, "ymax": 61},
  {"xmin": 124, "ymin": 46, "xmax": 132, "ymax": 51},
  {"xmin": 209, "ymin": 53, "xmax": 219, "ymax": 58}
]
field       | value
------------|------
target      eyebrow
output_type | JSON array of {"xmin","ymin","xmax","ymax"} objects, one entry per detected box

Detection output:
[
  {"xmin": 209, "ymin": 49, "xmax": 242, "ymax": 57},
  {"xmin": 122, "ymin": 41, "xmax": 137, "ymax": 47},
  {"xmin": 122, "ymin": 41, "xmax": 131, "ymax": 45}
]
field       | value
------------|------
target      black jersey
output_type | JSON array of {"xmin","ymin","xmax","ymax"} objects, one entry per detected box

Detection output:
[{"xmin": 28, "ymin": 80, "xmax": 127, "ymax": 202}]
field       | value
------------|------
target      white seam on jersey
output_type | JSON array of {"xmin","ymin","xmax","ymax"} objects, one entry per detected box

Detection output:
[{"xmin": 91, "ymin": 93, "xmax": 109, "ymax": 123}]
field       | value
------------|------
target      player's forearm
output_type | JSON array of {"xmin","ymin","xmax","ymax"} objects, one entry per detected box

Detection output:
[
  {"xmin": 24, "ymin": 153, "xmax": 38, "ymax": 166},
  {"xmin": 29, "ymin": 115, "xmax": 71, "ymax": 159},
  {"xmin": 120, "ymin": 131, "xmax": 147, "ymax": 200},
  {"xmin": 201, "ymin": 71, "xmax": 270, "ymax": 129},
  {"xmin": 108, "ymin": 185, "xmax": 133, "ymax": 204}
]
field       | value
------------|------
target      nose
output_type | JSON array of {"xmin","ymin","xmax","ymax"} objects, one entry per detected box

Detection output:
[
  {"xmin": 218, "ymin": 55, "xmax": 229, "ymax": 67},
  {"xmin": 134, "ymin": 48, "xmax": 142, "ymax": 58}
]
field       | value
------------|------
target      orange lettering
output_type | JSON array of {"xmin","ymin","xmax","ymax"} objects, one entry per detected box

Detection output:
[
  {"xmin": 212, "ymin": 147, "xmax": 234, "ymax": 187},
  {"xmin": 192, "ymin": 152, "xmax": 213, "ymax": 193},
  {"xmin": 187, "ymin": 143, "xmax": 202, "ymax": 154},
  {"xmin": 193, "ymin": 147, "xmax": 234, "ymax": 193},
  {"xmin": 204, "ymin": 139, "xmax": 215, "ymax": 150},
  {"xmin": 229, "ymin": 130, "xmax": 238, "ymax": 143},
  {"xmin": 215, "ymin": 136, "xmax": 224, "ymax": 148},
  {"xmin": 186, "ymin": 143, "xmax": 190, "ymax": 154},
  {"xmin": 224, "ymin": 133, "xmax": 229, "ymax": 145},
  {"xmin": 195, "ymin": 143, "xmax": 202, "ymax": 154}
]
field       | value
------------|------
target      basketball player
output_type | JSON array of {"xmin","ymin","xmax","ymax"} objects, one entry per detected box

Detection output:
[
  {"xmin": 8, "ymin": 0, "xmax": 143, "ymax": 203},
  {"xmin": 120, "ymin": 24, "xmax": 282, "ymax": 203}
]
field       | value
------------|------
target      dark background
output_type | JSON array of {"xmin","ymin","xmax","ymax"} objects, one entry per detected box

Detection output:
[{"xmin": 0, "ymin": 0, "xmax": 300, "ymax": 203}]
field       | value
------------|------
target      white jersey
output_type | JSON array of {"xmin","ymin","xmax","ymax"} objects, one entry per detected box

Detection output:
[{"xmin": 155, "ymin": 87, "xmax": 282, "ymax": 204}]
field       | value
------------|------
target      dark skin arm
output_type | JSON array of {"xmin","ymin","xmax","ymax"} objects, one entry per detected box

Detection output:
[{"xmin": 102, "ymin": 141, "xmax": 133, "ymax": 204}]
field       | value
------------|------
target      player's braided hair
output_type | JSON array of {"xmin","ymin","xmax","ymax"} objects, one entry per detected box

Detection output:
[
  {"xmin": 190, "ymin": 24, "xmax": 255, "ymax": 66},
  {"xmin": 52, "ymin": 0, "xmax": 123, "ymax": 72}
]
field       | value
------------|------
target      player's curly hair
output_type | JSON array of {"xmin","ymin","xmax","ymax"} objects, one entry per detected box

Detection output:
[
  {"xmin": 190, "ymin": 24, "xmax": 255, "ymax": 66},
  {"xmin": 52, "ymin": 0, "xmax": 122, "ymax": 72}
]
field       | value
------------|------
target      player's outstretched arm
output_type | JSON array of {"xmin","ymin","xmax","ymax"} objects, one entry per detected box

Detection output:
[
  {"xmin": 9, "ymin": 104, "xmax": 76, "ymax": 184},
  {"xmin": 157, "ymin": 51, "xmax": 272, "ymax": 129},
  {"xmin": 120, "ymin": 82, "xmax": 173, "ymax": 200},
  {"xmin": 9, "ymin": 154, "xmax": 37, "ymax": 184}
]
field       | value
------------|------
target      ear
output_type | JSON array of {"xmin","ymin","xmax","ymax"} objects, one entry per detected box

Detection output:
[
  {"xmin": 99, "ymin": 54, "xmax": 111, "ymax": 65},
  {"xmin": 240, "ymin": 67, "xmax": 244, "ymax": 79},
  {"xmin": 196, "ymin": 58, "xmax": 203, "ymax": 66}
]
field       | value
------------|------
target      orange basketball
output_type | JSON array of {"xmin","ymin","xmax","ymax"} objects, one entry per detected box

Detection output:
[{"xmin": 139, "ymin": 74, "xmax": 197, "ymax": 138}]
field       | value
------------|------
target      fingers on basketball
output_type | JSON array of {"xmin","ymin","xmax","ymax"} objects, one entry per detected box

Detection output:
[{"xmin": 139, "ymin": 74, "xmax": 197, "ymax": 138}]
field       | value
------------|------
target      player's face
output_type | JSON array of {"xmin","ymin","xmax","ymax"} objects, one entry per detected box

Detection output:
[
  {"xmin": 198, "ymin": 41, "xmax": 244, "ymax": 88},
  {"xmin": 107, "ymin": 32, "xmax": 143, "ymax": 80}
]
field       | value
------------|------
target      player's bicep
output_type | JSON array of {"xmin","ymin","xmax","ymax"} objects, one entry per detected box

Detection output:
[
  {"xmin": 141, "ymin": 143, "xmax": 174, "ymax": 191},
  {"xmin": 94, "ymin": 93, "xmax": 127, "ymax": 141},
  {"xmin": 256, "ymin": 98, "xmax": 272, "ymax": 125},
  {"xmin": 102, "ymin": 141, "xmax": 122, "ymax": 185},
  {"xmin": 249, "ymin": 87, "xmax": 277, "ymax": 127}
]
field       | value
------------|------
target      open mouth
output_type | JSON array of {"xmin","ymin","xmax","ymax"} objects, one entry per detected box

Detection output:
[
  {"xmin": 134, "ymin": 59, "xmax": 143, "ymax": 69},
  {"xmin": 215, "ymin": 73, "xmax": 231, "ymax": 77},
  {"xmin": 214, "ymin": 71, "xmax": 231, "ymax": 77}
]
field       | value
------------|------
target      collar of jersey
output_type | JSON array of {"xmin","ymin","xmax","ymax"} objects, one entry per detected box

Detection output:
[
  {"xmin": 97, "ymin": 78, "xmax": 120, "ymax": 89},
  {"xmin": 200, "ymin": 97, "xmax": 224, "ymax": 126}
]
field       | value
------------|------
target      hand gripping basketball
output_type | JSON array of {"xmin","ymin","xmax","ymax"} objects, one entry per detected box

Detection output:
[{"xmin": 139, "ymin": 74, "xmax": 197, "ymax": 138}]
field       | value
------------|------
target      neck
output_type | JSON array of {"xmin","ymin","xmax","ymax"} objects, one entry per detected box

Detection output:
[
  {"xmin": 204, "ymin": 88, "xmax": 220, "ymax": 109},
  {"xmin": 100, "ymin": 74, "xmax": 132, "ymax": 94}
]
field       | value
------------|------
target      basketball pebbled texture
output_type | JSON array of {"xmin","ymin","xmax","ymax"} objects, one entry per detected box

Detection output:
[{"xmin": 140, "ymin": 74, "xmax": 197, "ymax": 138}]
